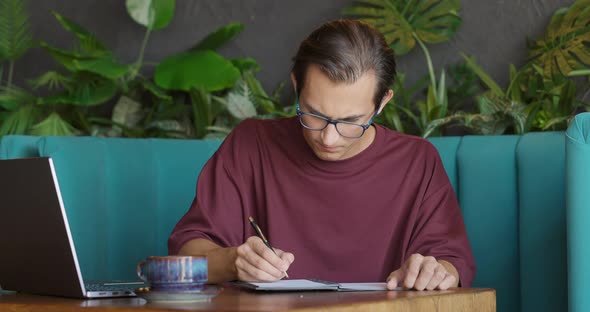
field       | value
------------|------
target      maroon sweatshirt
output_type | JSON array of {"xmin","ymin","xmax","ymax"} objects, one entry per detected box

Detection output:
[{"xmin": 168, "ymin": 117, "xmax": 475, "ymax": 286}]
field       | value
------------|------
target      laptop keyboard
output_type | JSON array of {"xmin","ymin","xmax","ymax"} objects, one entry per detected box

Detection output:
[
  {"xmin": 84, "ymin": 282, "xmax": 145, "ymax": 291},
  {"xmin": 85, "ymin": 283, "xmax": 135, "ymax": 292}
]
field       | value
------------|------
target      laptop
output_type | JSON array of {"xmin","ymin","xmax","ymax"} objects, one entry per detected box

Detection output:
[{"xmin": 0, "ymin": 157, "xmax": 144, "ymax": 298}]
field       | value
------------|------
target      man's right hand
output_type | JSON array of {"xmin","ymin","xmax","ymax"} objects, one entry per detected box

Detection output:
[{"xmin": 235, "ymin": 236, "xmax": 295, "ymax": 282}]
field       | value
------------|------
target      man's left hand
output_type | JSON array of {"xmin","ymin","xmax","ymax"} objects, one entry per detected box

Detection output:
[{"xmin": 386, "ymin": 254, "xmax": 458, "ymax": 290}]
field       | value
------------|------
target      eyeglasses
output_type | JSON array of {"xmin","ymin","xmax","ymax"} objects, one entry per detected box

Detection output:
[{"xmin": 296, "ymin": 99, "xmax": 381, "ymax": 139}]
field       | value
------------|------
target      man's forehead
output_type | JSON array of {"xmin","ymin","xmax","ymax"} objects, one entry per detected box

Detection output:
[{"xmin": 299, "ymin": 97, "xmax": 367, "ymax": 121}]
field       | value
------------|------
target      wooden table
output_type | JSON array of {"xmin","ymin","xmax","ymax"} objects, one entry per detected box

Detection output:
[{"xmin": 0, "ymin": 286, "xmax": 495, "ymax": 312}]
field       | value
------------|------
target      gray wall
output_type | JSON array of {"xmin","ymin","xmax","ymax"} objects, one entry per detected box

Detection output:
[{"xmin": 13, "ymin": 0, "xmax": 573, "ymax": 101}]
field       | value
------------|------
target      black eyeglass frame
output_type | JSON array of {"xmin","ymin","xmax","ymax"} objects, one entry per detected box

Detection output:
[{"xmin": 295, "ymin": 96, "xmax": 381, "ymax": 139}]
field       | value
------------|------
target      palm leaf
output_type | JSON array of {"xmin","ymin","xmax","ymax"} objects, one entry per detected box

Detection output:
[
  {"xmin": 0, "ymin": 104, "xmax": 36, "ymax": 135},
  {"xmin": 29, "ymin": 71, "xmax": 73, "ymax": 91},
  {"xmin": 0, "ymin": 85, "xmax": 36, "ymax": 110},
  {"xmin": 342, "ymin": 0, "xmax": 461, "ymax": 55},
  {"xmin": 528, "ymin": 0, "xmax": 590, "ymax": 80},
  {"xmin": 40, "ymin": 75, "xmax": 117, "ymax": 106},
  {"xmin": 40, "ymin": 43, "xmax": 128, "ymax": 79},
  {"xmin": 0, "ymin": 0, "xmax": 33, "ymax": 60},
  {"xmin": 29, "ymin": 112, "xmax": 77, "ymax": 136},
  {"xmin": 52, "ymin": 12, "xmax": 106, "ymax": 56}
]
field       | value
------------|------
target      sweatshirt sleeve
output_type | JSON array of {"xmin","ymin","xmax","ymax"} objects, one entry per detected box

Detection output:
[
  {"xmin": 406, "ymin": 142, "xmax": 476, "ymax": 287},
  {"xmin": 167, "ymin": 121, "xmax": 255, "ymax": 255}
]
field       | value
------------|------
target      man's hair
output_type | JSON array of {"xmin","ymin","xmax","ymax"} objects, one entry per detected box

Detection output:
[{"xmin": 292, "ymin": 19, "xmax": 397, "ymax": 107}]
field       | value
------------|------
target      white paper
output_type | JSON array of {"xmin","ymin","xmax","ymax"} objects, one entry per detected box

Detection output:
[
  {"xmin": 249, "ymin": 279, "xmax": 337, "ymax": 290},
  {"xmin": 248, "ymin": 280, "xmax": 401, "ymax": 291},
  {"xmin": 338, "ymin": 282, "xmax": 393, "ymax": 291}
]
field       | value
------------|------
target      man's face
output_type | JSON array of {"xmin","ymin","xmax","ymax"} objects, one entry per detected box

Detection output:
[{"xmin": 293, "ymin": 65, "xmax": 384, "ymax": 161}]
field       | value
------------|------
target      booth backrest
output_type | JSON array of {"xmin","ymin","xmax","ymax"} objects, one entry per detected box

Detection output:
[{"xmin": 565, "ymin": 112, "xmax": 590, "ymax": 312}]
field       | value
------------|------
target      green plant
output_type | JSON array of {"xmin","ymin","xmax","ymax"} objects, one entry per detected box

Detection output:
[
  {"xmin": 424, "ymin": 55, "xmax": 530, "ymax": 136},
  {"xmin": 0, "ymin": 0, "xmax": 34, "ymax": 133},
  {"xmin": 343, "ymin": 0, "xmax": 462, "ymax": 137},
  {"xmin": 425, "ymin": 52, "xmax": 590, "ymax": 135},
  {"xmin": 424, "ymin": 94, "xmax": 527, "ymax": 137},
  {"xmin": 0, "ymin": 0, "xmax": 33, "ymax": 88},
  {"xmin": 342, "ymin": 0, "xmax": 461, "ymax": 56},
  {"xmin": 446, "ymin": 61, "xmax": 480, "ymax": 112},
  {"xmin": 523, "ymin": 68, "xmax": 589, "ymax": 131},
  {"xmin": 98, "ymin": 1, "xmax": 292, "ymax": 139},
  {"xmin": 376, "ymin": 71, "xmax": 449, "ymax": 137},
  {"xmin": 0, "ymin": 0, "xmax": 86, "ymax": 137},
  {"xmin": 0, "ymin": 0, "xmax": 290, "ymax": 139},
  {"xmin": 527, "ymin": 0, "xmax": 590, "ymax": 81},
  {"xmin": 347, "ymin": 0, "xmax": 590, "ymax": 137}
]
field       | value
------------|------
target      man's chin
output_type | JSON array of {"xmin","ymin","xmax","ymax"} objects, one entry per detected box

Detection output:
[{"xmin": 312, "ymin": 149, "xmax": 343, "ymax": 161}]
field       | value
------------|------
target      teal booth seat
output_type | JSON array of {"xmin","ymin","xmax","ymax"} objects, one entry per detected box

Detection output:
[
  {"xmin": 0, "ymin": 129, "xmax": 570, "ymax": 312},
  {"xmin": 0, "ymin": 135, "xmax": 42, "ymax": 159},
  {"xmin": 0, "ymin": 135, "xmax": 222, "ymax": 282},
  {"xmin": 566, "ymin": 112, "xmax": 590, "ymax": 312}
]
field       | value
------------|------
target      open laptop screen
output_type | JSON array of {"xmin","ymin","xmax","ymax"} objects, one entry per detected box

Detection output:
[{"xmin": 0, "ymin": 157, "xmax": 90, "ymax": 298}]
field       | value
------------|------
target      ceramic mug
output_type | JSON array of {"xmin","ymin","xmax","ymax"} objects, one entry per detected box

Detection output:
[{"xmin": 136, "ymin": 255, "xmax": 207, "ymax": 291}]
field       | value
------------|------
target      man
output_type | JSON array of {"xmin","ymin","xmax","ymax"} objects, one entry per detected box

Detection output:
[{"xmin": 169, "ymin": 19, "xmax": 475, "ymax": 291}]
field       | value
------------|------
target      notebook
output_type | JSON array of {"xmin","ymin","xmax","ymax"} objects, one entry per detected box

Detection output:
[
  {"xmin": 234, "ymin": 279, "xmax": 400, "ymax": 291},
  {"xmin": 0, "ymin": 157, "xmax": 144, "ymax": 298}
]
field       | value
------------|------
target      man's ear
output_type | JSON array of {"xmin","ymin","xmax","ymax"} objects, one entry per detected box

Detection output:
[
  {"xmin": 290, "ymin": 72, "xmax": 297, "ymax": 94},
  {"xmin": 377, "ymin": 89, "xmax": 394, "ymax": 114}
]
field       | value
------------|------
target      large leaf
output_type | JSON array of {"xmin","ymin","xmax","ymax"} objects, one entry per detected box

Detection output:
[
  {"xmin": 40, "ymin": 43, "xmax": 128, "ymax": 79},
  {"xmin": 126, "ymin": 0, "xmax": 175, "ymax": 30},
  {"xmin": 342, "ymin": 0, "xmax": 462, "ymax": 55},
  {"xmin": 0, "ymin": 0, "xmax": 33, "ymax": 60},
  {"xmin": 71, "ymin": 56, "xmax": 129, "ymax": 79},
  {"xmin": 528, "ymin": 0, "xmax": 590, "ymax": 80},
  {"xmin": 155, "ymin": 50, "xmax": 240, "ymax": 92},
  {"xmin": 52, "ymin": 12, "xmax": 106, "ymax": 56},
  {"xmin": 191, "ymin": 22, "xmax": 245, "ymax": 51},
  {"xmin": 29, "ymin": 112, "xmax": 77, "ymax": 136}
]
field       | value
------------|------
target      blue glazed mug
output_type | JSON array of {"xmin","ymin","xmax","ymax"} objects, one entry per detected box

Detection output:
[{"xmin": 136, "ymin": 256, "xmax": 208, "ymax": 291}]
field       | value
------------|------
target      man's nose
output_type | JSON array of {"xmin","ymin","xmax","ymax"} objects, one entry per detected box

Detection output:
[{"xmin": 320, "ymin": 123, "xmax": 340, "ymax": 146}]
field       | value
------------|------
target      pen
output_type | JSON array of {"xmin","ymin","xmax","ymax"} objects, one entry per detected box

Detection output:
[{"xmin": 248, "ymin": 216, "xmax": 290, "ymax": 278}]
